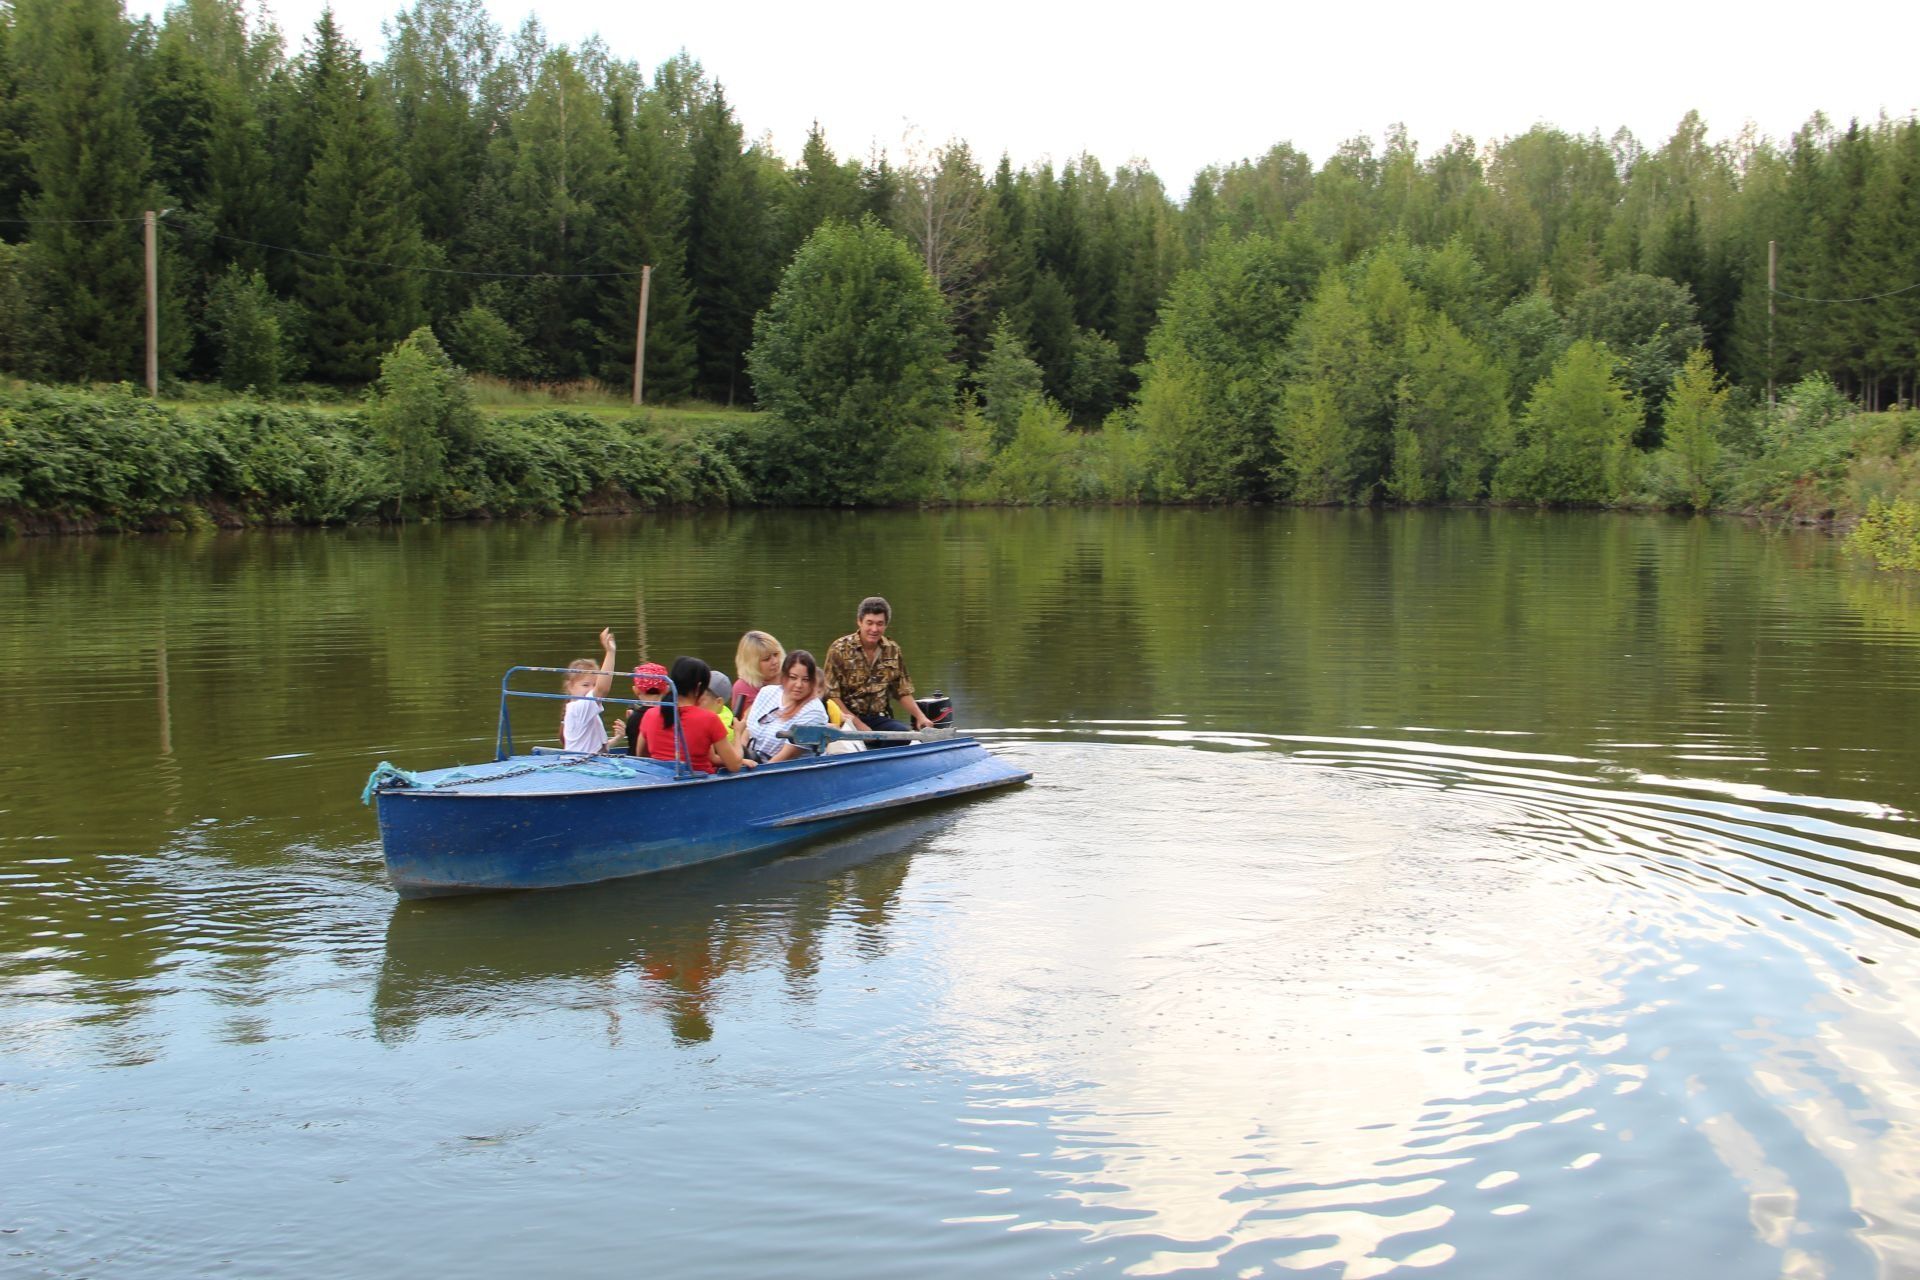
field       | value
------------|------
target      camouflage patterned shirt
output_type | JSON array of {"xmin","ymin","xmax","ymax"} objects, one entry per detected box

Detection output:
[{"xmin": 824, "ymin": 633, "xmax": 915, "ymax": 723}]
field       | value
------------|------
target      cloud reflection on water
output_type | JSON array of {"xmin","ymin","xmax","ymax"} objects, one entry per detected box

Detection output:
[{"xmin": 912, "ymin": 742, "xmax": 1920, "ymax": 1278}]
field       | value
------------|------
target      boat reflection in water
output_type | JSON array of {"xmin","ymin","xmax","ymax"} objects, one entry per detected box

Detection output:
[{"xmin": 373, "ymin": 809, "xmax": 955, "ymax": 1046}]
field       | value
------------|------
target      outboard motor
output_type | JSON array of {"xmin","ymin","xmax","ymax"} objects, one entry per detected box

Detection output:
[{"xmin": 917, "ymin": 693, "xmax": 954, "ymax": 727}]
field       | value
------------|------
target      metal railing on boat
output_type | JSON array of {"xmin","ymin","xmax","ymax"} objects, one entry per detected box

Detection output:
[{"xmin": 496, "ymin": 665, "xmax": 695, "ymax": 778}]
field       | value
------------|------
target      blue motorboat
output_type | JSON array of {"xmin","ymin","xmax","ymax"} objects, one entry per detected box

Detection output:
[{"xmin": 365, "ymin": 666, "xmax": 1031, "ymax": 897}]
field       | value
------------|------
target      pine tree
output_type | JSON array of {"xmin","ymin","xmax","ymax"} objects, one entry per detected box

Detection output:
[
  {"xmin": 18, "ymin": 0, "xmax": 156, "ymax": 381},
  {"xmin": 977, "ymin": 314, "xmax": 1044, "ymax": 450},
  {"xmin": 138, "ymin": 30, "xmax": 219, "ymax": 206},
  {"xmin": 297, "ymin": 32, "xmax": 424, "ymax": 382},
  {"xmin": 597, "ymin": 80, "xmax": 696, "ymax": 397},
  {"xmin": 859, "ymin": 151, "xmax": 898, "ymax": 224},
  {"xmin": 1849, "ymin": 120, "xmax": 1920, "ymax": 406},
  {"xmin": 789, "ymin": 122, "xmax": 861, "ymax": 241},
  {"xmin": 494, "ymin": 46, "xmax": 619, "ymax": 378},
  {"xmin": 261, "ymin": 13, "xmax": 355, "ymax": 293},
  {"xmin": 382, "ymin": 0, "xmax": 495, "ymax": 260},
  {"xmin": 683, "ymin": 86, "xmax": 770, "ymax": 403},
  {"xmin": 983, "ymin": 153, "xmax": 1035, "ymax": 333},
  {"xmin": 0, "ymin": 8, "xmax": 30, "ymax": 226},
  {"xmin": 203, "ymin": 79, "xmax": 273, "ymax": 273}
]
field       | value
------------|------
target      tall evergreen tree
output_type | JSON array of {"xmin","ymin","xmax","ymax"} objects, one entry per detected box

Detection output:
[
  {"xmin": 597, "ymin": 80, "xmax": 696, "ymax": 397},
  {"xmin": 789, "ymin": 122, "xmax": 862, "ymax": 241},
  {"xmin": 260, "ymin": 11, "xmax": 355, "ymax": 292},
  {"xmin": 297, "ymin": 24, "xmax": 423, "ymax": 382},
  {"xmin": 17, "ymin": 0, "xmax": 157, "ymax": 381},
  {"xmin": 381, "ymin": 0, "xmax": 496, "ymax": 279},
  {"xmin": 0, "ymin": 6, "xmax": 35, "ymax": 227},
  {"xmin": 683, "ymin": 85, "xmax": 769, "ymax": 402},
  {"xmin": 138, "ymin": 28, "xmax": 219, "ymax": 206},
  {"xmin": 1849, "ymin": 120, "xmax": 1920, "ymax": 406},
  {"xmin": 493, "ymin": 46, "xmax": 619, "ymax": 377}
]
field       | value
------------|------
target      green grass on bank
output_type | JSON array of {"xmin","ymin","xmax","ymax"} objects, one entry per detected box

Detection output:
[{"xmin": 0, "ymin": 375, "xmax": 764, "ymax": 429}]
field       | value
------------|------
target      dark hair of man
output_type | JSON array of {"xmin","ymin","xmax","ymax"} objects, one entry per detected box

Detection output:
[
  {"xmin": 658, "ymin": 656, "xmax": 711, "ymax": 727},
  {"xmin": 856, "ymin": 596, "xmax": 890, "ymax": 625}
]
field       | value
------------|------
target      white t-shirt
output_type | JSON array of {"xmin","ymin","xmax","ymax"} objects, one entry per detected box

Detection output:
[
  {"xmin": 745, "ymin": 685, "xmax": 829, "ymax": 761},
  {"xmin": 562, "ymin": 696, "xmax": 608, "ymax": 753}
]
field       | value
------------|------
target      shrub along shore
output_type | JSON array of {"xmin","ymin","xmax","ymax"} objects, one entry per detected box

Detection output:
[{"xmin": 1, "ymin": 357, "xmax": 1917, "ymax": 572}]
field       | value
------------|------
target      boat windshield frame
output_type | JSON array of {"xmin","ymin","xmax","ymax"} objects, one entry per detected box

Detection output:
[{"xmin": 496, "ymin": 665, "xmax": 693, "ymax": 777}]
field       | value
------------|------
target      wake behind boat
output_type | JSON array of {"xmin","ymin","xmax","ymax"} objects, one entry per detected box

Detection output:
[{"xmin": 365, "ymin": 666, "xmax": 1031, "ymax": 897}]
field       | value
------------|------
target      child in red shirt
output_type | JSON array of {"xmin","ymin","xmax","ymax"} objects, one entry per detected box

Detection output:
[{"xmin": 638, "ymin": 657, "xmax": 753, "ymax": 775}]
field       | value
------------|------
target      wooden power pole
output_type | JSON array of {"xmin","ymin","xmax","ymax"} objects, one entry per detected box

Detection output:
[
  {"xmin": 1767, "ymin": 239, "xmax": 1777, "ymax": 410},
  {"xmin": 631, "ymin": 264, "xmax": 653, "ymax": 406},
  {"xmin": 144, "ymin": 210, "xmax": 159, "ymax": 397}
]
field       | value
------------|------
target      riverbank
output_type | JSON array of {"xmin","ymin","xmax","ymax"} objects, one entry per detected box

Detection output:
[
  {"xmin": 0, "ymin": 383, "xmax": 764, "ymax": 535},
  {"xmin": 3, "ymin": 382, "xmax": 1917, "ymax": 569}
]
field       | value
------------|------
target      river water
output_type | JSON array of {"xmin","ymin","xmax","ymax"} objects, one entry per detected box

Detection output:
[{"xmin": 4, "ymin": 508, "xmax": 1919, "ymax": 1278}]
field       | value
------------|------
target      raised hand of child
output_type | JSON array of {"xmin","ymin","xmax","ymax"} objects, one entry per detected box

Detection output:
[{"xmin": 599, "ymin": 627, "xmax": 616, "ymax": 651}]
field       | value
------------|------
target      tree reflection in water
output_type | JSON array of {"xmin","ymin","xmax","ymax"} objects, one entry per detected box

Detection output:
[{"xmin": 372, "ymin": 811, "xmax": 942, "ymax": 1046}]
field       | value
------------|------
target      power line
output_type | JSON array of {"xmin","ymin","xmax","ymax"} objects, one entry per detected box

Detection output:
[
  {"xmin": 1770, "ymin": 280, "xmax": 1920, "ymax": 304},
  {"xmin": 165, "ymin": 221, "xmax": 650, "ymax": 280},
  {"xmin": 6, "ymin": 211, "xmax": 650, "ymax": 279},
  {"xmin": 0, "ymin": 215, "xmax": 149, "ymax": 225}
]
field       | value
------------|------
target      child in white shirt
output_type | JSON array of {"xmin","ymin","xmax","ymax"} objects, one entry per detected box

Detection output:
[{"xmin": 560, "ymin": 628, "xmax": 617, "ymax": 752}]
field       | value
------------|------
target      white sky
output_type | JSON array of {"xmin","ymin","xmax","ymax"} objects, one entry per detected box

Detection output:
[{"xmin": 139, "ymin": 0, "xmax": 1920, "ymax": 191}]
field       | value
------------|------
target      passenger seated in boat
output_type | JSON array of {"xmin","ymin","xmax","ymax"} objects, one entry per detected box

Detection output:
[
  {"xmin": 636, "ymin": 657, "xmax": 753, "ymax": 774},
  {"xmin": 704, "ymin": 671, "xmax": 737, "ymax": 735},
  {"xmin": 559, "ymin": 628, "xmax": 617, "ymax": 753},
  {"xmin": 730, "ymin": 630, "xmax": 785, "ymax": 731},
  {"xmin": 745, "ymin": 650, "xmax": 833, "ymax": 765},
  {"xmin": 608, "ymin": 662, "xmax": 670, "ymax": 753}
]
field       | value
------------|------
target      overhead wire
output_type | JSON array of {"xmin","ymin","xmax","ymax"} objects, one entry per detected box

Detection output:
[
  {"xmin": 165, "ymin": 219, "xmax": 651, "ymax": 279},
  {"xmin": 1770, "ymin": 280, "xmax": 1920, "ymax": 304},
  {"xmin": 6, "ymin": 210, "xmax": 650, "ymax": 279}
]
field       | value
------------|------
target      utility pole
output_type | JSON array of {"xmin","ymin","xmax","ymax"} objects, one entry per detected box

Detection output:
[
  {"xmin": 631, "ymin": 264, "xmax": 652, "ymax": 406},
  {"xmin": 144, "ymin": 210, "xmax": 159, "ymax": 397},
  {"xmin": 1767, "ymin": 239, "xmax": 1777, "ymax": 411}
]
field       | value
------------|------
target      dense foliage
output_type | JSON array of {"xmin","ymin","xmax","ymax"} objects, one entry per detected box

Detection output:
[
  {"xmin": 746, "ymin": 217, "xmax": 954, "ymax": 504},
  {"xmin": 0, "ymin": 384, "xmax": 751, "ymax": 531},
  {"xmin": 0, "ymin": 0, "xmax": 1918, "ymax": 564},
  {"xmin": 1, "ymin": 0, "xmax": 1918, "ymax": 411}
]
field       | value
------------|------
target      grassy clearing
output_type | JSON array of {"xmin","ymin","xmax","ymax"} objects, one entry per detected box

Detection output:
[{"xmin": 0, "ymin": 376, "xmax": 767, "ymax": 432}]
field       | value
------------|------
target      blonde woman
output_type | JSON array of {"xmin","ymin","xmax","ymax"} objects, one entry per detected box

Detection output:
[{"xmin": 730, "ymin": 630, "xmax": 784, "ymax": 742}]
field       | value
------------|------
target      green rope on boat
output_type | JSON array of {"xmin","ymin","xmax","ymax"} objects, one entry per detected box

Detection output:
[{"xmin": 360, "ymin": 761, "xmax": 424, "ymax": 805}]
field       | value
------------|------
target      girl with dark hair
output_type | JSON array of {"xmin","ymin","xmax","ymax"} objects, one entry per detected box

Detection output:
[
  {"xmin": 637, "ymin": 656, "xmax": 753, "ymax": 775},
  {"xmin": 743, "ymin": 650, "xmax": 833, "ymax": 765}
]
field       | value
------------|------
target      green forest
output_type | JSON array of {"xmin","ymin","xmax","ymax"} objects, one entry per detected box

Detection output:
[{"xmin": 1, "ymin": 0, "xmax": 1917, "ymax": 566}]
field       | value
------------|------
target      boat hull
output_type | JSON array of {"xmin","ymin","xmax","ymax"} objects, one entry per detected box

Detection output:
[{"xmin": 374, "ymin": 738, "xmax": 1029, "ymax": 897}]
